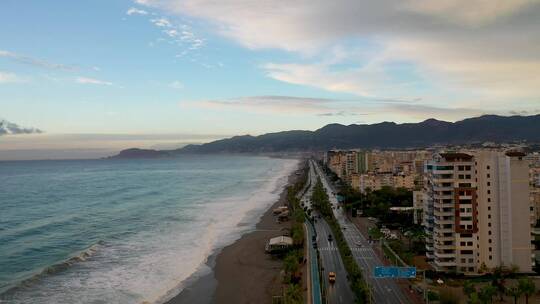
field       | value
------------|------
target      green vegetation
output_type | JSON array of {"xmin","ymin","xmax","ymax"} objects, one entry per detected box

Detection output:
[
  {"xmin": 518, "ymin": 277, "xmax": 536, "ymax": 304},
  {"xmin": 278, "ymin": 161, "xmax": 309, "ymax": 303},
  {"xmin": 463, "ymin": 275, "xmax": 537, "ymax": 304},
  {"xmin": 311, "ymin": 177, "xmax": 368, "ymax": 303}
]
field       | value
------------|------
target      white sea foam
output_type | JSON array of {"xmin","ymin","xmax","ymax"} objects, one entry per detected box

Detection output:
[{"xmin": 2, "ymin": 157, "xmax": 299, "ymax": 304}]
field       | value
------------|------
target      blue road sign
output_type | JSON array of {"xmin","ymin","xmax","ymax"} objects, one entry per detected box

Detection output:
[{"xmin": 374, "ymin": 266, "xmax": 416, "ymax": 278}]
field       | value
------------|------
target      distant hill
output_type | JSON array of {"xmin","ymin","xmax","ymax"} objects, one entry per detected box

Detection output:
[{"xmin": 109, "ymin": 115, "xmax": 540, "ymax": 158}]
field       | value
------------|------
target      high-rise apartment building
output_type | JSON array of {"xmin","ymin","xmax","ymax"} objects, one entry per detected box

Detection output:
[
  {"xmin": 424, "ymin": 153, "xmax": 477, "ymax": 273},
  {"xmin": 474, "ymin": 151, "xmax": 533, "ymax": 273},
  {"xmin": 423, "ymin": 151, "xmax": 533, "ymax": 274}
]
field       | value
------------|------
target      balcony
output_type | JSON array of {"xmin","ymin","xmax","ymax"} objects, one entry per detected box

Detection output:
[
  {"xmin": 435, "ymin": 251, "xmax": 456, "ymax": 259},
  {"xmin": 434, "ymin": 210, "xmax": 454, "ymax": 217},
  {"xmin": 434, "ymin": 242, "xmax": 455, "ymax": 250},
  {"xmin": 434, "ymin": 260, "xmax": 456, "ymax": 267}
]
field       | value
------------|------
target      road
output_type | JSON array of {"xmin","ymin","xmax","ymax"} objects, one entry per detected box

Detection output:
[
  {"xmin": 312, "ymin": 160, "xmax": 412, "ymax": 304},
  {"xmin": 301, "ymin": 161, "xmax": 355, "ymax": 304}
]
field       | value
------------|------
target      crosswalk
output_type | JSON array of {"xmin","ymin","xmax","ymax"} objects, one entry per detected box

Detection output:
[{"xmin": 318, "ymin": 246, "xmax": 373, "ymax": 252}]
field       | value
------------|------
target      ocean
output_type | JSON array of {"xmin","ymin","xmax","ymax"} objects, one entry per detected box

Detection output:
[{"xmin": 0, "ymin": 155, "xmax": 298, "ymax": 303}]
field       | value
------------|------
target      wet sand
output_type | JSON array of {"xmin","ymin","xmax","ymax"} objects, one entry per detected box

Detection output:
[{"xmin": 166, "ymin": 170, "xmax": 299, "ymax": 304}]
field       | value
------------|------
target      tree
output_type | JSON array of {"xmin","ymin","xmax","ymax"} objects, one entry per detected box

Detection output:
[
  {"xmin": 492, "ymin": 265, "xmax": 507, "ymax": 301},
  {"xmin": 467, "ymin": 292, "xmax": 481, "ymax": 304},
  {"xmin": 283, "ymin": 252, "xmax": 299, "ymax": 282},
  {"xmin": 463, "ymin": 280, "xmax": 476, "ymax": 295},
  {"xmin": 284, "ymin": 283, "xmax": 303, "ymax": 304},
  {"xmin": 478, "ymin": 285, "xmax": 496, "ymax": 304},
  {"xmin": 506, "ymin": 285, "xmax": 522, "ymax": 304},
  {"xmin": 518, "ymin": 277, "xmax": 536, "ymax": 304}
]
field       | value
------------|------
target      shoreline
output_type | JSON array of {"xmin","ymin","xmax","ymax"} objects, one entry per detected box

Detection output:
[{"xmin": 166, "ymin": 162, "xmax": 302, "ymax": 304}]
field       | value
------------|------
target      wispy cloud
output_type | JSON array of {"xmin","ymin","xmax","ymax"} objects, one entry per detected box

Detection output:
[
  {"xmin": 169, "ymin": 80, "xmax": 184, "ymax": 89},
  {"xmin": 76, "ymin": 77, "xmax": 113, "ymax": 86},
  {"xmin": 0, "ymin": 71, "xmax": 25, "ymax": 84},
  {"xmin": 183, "ymin": 96, "xmax": 338, "ymax": 115},
  {"xmin": 127, "ymin": 7, "xmax": 148, "ymax": 15},
  {"xmin": 0, "ymin": 50, "xmax": 77, "ymax": 71},
  {"xmin": 125, "ymin": 6, "xmax": 206, "ymax": 62}
]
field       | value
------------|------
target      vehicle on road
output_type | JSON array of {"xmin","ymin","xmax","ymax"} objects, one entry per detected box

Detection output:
[
  {"xmin": 328, "ymin": 272, "xmax": 336, "ymax": 284},
  {"xmin": 327, "ymin": 234, "xmax": 333, "ymax": 242},
  {"xmin": 355, "ymin": 241, "xmax": 362, "ymax": 247}
]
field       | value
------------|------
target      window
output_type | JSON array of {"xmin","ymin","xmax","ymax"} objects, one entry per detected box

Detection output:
[
  {"xmin": 469, "ymin": 258, "xmax": 474, "ymax": 263},
  {"xmin": 487, "ymin": 165, "xmax": 490, "ymax": 170},
  {"xmin": 488, "ymin": 198, "xmax": 491, "ymax": 202},
  {"xmin": 488, "ymin": 214, "xmax": 491, "ymax": 219},
  {"xmin": 487, "ymin": 190, "xmax": 491, "ymax": 194},
  {"xmin": 489, "ymin": 239, "xmax": 492, "ymax": 243},
  {"xmin": 489, "ymin": 255, "xmax": 492, "ymax": 260},
  {"xmin": 489, "ymin": 247, "xmax": 492, "ymax": 252},
  {"xmin": 488, "ymin": 231, "xmax": 492, "ymax": 235},
  {"xmin": 467, "ymin": 242, "xmax": 473, "ymax": 246},
  {"xmin": 461, "ymin": 258, "xmax": 466, "ymax": 263},
  {"xmin": 487, "ymin": 174, "xmax": 490, "ymax": 178},
  {"xmin": 487, "ymin": 182, "xmax": 491, "ymax": 186},
  {"xmin": 488, "ymin": 206, "xmax": 491, "ymax": 211},
  {"xmin": 460, "ymin": 242, "xmax": 466, "ymax": 246},
  {"xmin": 488, "ymin": 223, "xmax": 491, "ymax": 227},
  {"xmin": 465, "ymin": 165, "xmax": 471, "ymax": 170}
]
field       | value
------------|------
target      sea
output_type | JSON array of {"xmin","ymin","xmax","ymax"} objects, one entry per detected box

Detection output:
[{"xmin": 0, "ymin": 155, "xmax": 298, "ymax": 304}]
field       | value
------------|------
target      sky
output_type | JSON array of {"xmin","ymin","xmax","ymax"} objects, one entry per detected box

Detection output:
[{"xmin": 1, "ymin": 0, "xmax": 540, "ymax": 159}]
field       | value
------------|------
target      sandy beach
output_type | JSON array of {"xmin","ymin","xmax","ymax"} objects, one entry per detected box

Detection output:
[{"xmin": 167, "ymin": 166, "xmax": 301, "ymax": 304}]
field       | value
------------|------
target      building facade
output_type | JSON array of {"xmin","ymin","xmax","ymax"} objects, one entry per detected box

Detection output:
[{"xmin": 423, "ymin": 151, "xmax": 534, "ymax": 274}]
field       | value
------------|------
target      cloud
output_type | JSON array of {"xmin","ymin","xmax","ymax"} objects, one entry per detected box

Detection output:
[
  {"xmin": 127, "ymin": 7, "xmax": 148, "ymax": 15},
  {"xmin": 401, "ymin": 0, "xmax": 535, "ymax": 25},
  {"xmin": 182, "ymin": 95, "xmax": 503, "ymax": 123},
  {"xmin": 137, "ymin": 0, "xmax": 540, "ymax": 110},
  {"xmin": 0, "ymin": 50, "xmax": 77, "ymax": 71},
  {"xmin": 317, "ymin": 111, "xmax": 365, "ymax": 117},
  {"xmin": 150, "ymin": 17, "xmax": 172, "ymax": 27},
  {"xmin": 0, "ymin": 119, "xmax": 42, "ymax": 136},
  {"xmin": 0, "ymin": 71, "xmax": 25, "ymax": 84},
  {"xmin": 384, "ymin": 103, "xmax": 484, "ymax": 121},
  {"xmin": 169, "ymin": 80, "xmax": 184, "ymax": 89},
  {"xmin": 76, "ymin": 77, "xmax": 113, "ymax": 86},
  {"xmin": 183, "ymin": 96, "xmax": 340, "ymax": 115}
]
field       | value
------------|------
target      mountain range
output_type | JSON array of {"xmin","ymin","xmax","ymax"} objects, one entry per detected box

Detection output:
[{"xmin": 110, "ymin": 114, "xmax": 540, "ymax": 158}]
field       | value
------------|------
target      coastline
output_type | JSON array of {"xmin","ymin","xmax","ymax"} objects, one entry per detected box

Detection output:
[{"xmin": 166, "ymin": 162, "xmax": 301, "ymax": 304}]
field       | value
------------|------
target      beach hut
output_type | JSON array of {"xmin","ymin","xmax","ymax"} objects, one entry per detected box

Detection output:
[{"xmin": 265, "ymin": 236, "xmax": 293, "ymax": 253}]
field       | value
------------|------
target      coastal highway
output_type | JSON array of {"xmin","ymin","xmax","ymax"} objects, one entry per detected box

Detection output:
[
  {"xmin": 312, "ymin": 160, "xmax": 412, "ymax": 304},
  {"xmin": 302, "ymin": 161, "xmax": 355, "ymax": 304},
  {"xmin": 312, "ymin": 211, "xmax": 356, "ymax": 304}
]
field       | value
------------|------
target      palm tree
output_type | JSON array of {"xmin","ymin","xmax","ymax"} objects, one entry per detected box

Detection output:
[
  {"xmin": 284, "ymin": 283, "xmax": 303, "ymax": 304},
  {"xmin": 463, "ymin": 280, "xmax": 476, "ymax": 295},
  {"xmin": 492, "ymin": 265, "xmax": 507, "ymax": 301},
  {"xmin": 468, "ymin": 292, "xmax": 481, "ymax": 304},
  {"xmin": 283, "ymin": 252, "xmax": 299, "ymax": 282},
  {"xmin": 479, "ymin": 285, "xmax": 497, "ymax": 304},
  {"xmin": 518, "ymin": 277, "xmax": 536, "ymax": 304},
  {"xmin": 506, "ymin": 285, "xmax": 522, "ymax": 304}
]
